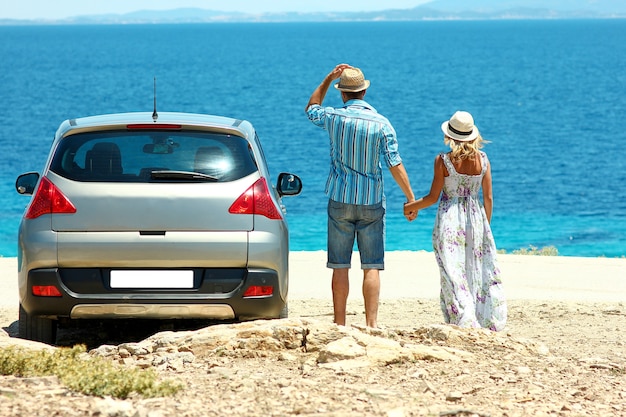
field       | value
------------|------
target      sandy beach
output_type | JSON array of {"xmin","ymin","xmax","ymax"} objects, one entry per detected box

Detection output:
[
  {"xmin": 2, "ymin": 250, "xmax": 625, "ymax": 307},
  {"xmin": 2, "ymin": 250, "xmax": 625, "ymax": 356},
  {"xmin": 1, "ymin": 251, "xmax": 626, "ymax": 333},
  {"xmin": 1, "ymin": 252, "xmax": 625, "ymax": 416},
  {"xmin": 286, "ymin": 250, "xmax": 626, "ymax": 302}
]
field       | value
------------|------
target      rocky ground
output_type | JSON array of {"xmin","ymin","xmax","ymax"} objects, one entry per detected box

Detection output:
[{"xmin": 1, "ymin": 298, "xmax": 625, "ymax": 417}]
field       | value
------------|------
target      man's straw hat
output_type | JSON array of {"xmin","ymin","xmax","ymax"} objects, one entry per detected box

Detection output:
[{"xmin": 334, "ymin": 67, "xmax": 370, "ymax": 92}]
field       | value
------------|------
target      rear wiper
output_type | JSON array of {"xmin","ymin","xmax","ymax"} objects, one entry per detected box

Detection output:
[{"xmin": 150, "ymin": 170, "xmax": 218, "ymax": 181}]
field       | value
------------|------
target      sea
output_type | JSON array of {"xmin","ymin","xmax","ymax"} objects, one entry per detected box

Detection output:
[{"xmin": 1, "ymin": 20, "xmax": 625, "ymax": 258}]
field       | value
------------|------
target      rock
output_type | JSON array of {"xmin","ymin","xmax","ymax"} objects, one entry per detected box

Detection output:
[
  {"xmin": 515, "ymin": 366, "xmax": 532, "ymax": 374},
  {"xmin": 94, "ymin": 397, "xmax": 136, "ymax": 417},
  {"xmin": 445, "ymin": 391, "xmax": 463, "ymax": 402},
  {"xmin": 303, "ymin": 321, "xmax": 349, "ymax": 352},
  {"xmin": 0, "ymin": 336, "xmax": 56, "ymax": 351},
  {"xmin": 317, "ymin": 336, "xmax": 366, "ymax": 363}
]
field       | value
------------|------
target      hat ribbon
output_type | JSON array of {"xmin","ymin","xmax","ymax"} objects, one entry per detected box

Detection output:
[{"xmin": 448, "ymin": 124, "xmax": 473, "ymax": 136}]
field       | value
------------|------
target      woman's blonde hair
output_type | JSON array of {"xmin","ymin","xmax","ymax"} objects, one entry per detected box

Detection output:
[{"xmin": 444, "ymin": 134, "xmax": 488, "ymax": 162}]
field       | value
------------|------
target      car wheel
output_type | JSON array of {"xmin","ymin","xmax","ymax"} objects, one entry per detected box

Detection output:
[
  {"xmin": 19, "ymin": 304, "xmax": 57, "ymax": 345},
  {"xmin": 279, "ymin": 303, "xmax": 288, "ymax": 319}
]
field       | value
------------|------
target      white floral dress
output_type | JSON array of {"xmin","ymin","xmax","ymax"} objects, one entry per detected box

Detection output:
[{"xmin": 433, "ymin": 152, "xmax": 507, "ymax": 331}]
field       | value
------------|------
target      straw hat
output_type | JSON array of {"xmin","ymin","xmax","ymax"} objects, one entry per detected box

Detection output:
[
  {"xmin": 334, "ymin": 67, "xmax": 370, "ymax": 92},
  {"xmin": 441, "ymin": 111, "xmax": 480, "ymax": 142}
]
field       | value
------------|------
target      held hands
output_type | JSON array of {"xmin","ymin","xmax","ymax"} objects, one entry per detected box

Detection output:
[{"xmin": 403, "ymin": 202, "xmax": 418, "ymax": 222}]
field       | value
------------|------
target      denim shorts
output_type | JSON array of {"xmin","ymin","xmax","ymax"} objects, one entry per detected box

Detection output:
[{"xmin": 327, "ymin": 199, "xmax": 385, "ymax": 270}]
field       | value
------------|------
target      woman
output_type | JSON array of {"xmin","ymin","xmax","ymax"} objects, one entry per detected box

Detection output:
[{"xmin": 404, "ymin": 111, "xmax": 507, "ymax": 331}]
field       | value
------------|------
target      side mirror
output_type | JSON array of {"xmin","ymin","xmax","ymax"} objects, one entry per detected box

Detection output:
[
  {"xmin": 277, "ymin": 173, "xmax": 302, "ymax": 197},
  {"xmin": 16, "ymin": 172, "xmax": 40, "ymax": 195}
]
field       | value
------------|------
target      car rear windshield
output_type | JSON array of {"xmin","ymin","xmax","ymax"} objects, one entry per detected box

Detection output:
[{"xmin": 49, "ymin": 130, "xmax": 258, "ymax": 182}]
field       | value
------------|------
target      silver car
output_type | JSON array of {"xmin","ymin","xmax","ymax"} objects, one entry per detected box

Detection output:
[{"xmin": 15, "ymin": 111, "xmax": 302, "ymax": 344}]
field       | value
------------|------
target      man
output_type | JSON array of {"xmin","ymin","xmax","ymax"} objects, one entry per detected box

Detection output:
[{"xmin": 305, "ymin": 64, "xmax": 416, "ymax": 328}]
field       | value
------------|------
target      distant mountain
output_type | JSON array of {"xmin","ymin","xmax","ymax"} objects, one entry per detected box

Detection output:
[
  {"xmin": 2, "ymin": 1, "xmax": 625, "ymax": 25},
  {"xmin": 426, "ymin": 0, "xmax": 626, "ymax": 14}
]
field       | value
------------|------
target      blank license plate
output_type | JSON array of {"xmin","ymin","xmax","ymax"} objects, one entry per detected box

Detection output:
[{"xmin": 110, "ymin": 270, "xmax": 194, "ymax": 289}]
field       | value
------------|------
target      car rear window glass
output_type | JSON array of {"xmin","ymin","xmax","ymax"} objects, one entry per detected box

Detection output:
[{"xmin": 49, "ymin": 130, "xmax": 258, "ymax": 182}]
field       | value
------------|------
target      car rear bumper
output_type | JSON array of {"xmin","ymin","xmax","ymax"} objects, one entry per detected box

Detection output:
[
  {"xmin": 70, "ymin": 303, "xmax": 236, "ymax": 319},
  {"xmin": 21, "ymin": 267, "xmax": 286, "ymax": 321}
]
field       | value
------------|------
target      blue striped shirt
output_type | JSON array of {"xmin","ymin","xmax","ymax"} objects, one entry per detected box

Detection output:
[{"xmin": 306, "ymin": 99, "xmax": 402, "ymax": 205}]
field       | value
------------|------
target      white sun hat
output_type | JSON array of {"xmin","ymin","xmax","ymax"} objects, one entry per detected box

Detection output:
[{"xmin": 441, "ymin": 111, "xmax": 480, "ymax": 142}]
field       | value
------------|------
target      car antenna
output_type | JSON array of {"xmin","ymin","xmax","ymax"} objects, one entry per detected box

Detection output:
[{"xmin": 152, "ymin": 77, "xmax": 158, "ymax": 122}]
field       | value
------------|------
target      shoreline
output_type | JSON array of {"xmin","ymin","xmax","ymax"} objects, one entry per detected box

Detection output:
[{"xmin": 2, "ymin": 251, "xmax": 625, "ymax": 306}]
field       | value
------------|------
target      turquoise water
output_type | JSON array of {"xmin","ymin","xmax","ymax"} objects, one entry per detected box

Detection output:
[{"xmin": 1, "ymin": 20, "xmax": 625, "ymax": 257}]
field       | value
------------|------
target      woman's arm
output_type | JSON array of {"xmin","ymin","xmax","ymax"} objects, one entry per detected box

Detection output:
[
  {"xmin": 482, "ymin": 156, "xmax": 493, "ymax": 223},
  {"xmin": 403, "ymin": 155, "xmax": 445, "ymax": 215}
]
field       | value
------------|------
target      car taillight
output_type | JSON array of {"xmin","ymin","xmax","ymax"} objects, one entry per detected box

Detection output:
[
  {"xmin": 228, "ymin": 178, "xmax": 283, "ymax": 220},
  {"xmin": 32, "ymin": 285, "xmax": 62, "ymax": 297},
  {"xmin": 25, "ymin": 177, "xmax": 77, "ymax": 219},
  {"xmin": 243, "ymin": 285, "xmax": 274, "ymax": 298}
]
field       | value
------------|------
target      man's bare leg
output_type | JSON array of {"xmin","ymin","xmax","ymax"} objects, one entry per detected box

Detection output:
[
  {"xmin": 332, "ymin": 268, "xmax": 350, "ymax": 325},
  {"xmin": 363, "ymin": 268, "xmax": 380, "ymax": 328}
]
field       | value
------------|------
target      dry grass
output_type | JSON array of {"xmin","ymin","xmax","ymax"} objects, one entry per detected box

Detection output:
[{"xmin": 0, "ymin": 345, "xmax": 182, "ymax": 398}]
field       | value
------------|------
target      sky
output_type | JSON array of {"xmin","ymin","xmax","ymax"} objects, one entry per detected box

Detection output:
[{"xmin": 1, "ymin": 0, "xmax": 431, "ymax": 20}]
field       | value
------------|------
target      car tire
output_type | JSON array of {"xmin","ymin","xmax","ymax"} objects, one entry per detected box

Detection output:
[
  {"xmin": 279, "ymin": 303, "xmax": 288, "ymax": 319},
  {"xmin": 19, "ymin": 304, "xmax": 57, "ymax": 345}
]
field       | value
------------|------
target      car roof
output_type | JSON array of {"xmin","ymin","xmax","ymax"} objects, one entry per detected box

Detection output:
[{"xmin": 56, "ymin": 112, "xmax": 256, "ymax": 139}]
